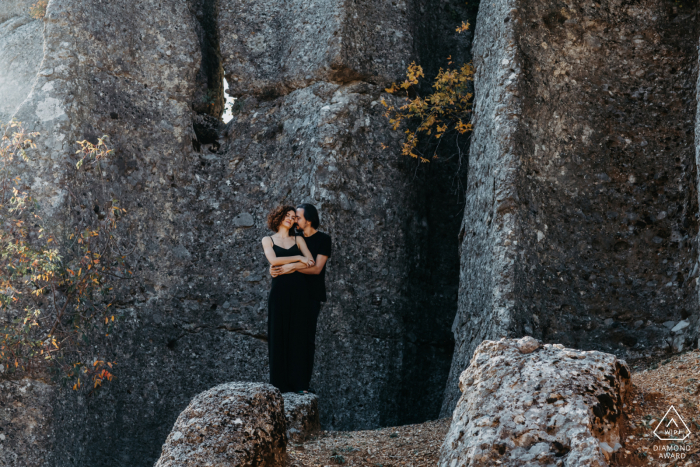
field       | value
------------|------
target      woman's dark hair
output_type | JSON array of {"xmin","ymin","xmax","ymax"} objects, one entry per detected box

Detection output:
[
  {"xmin": 267, "ymin": 205, "xmax": 296, "ymax": 232},
  {"xmin": 297, "ymin": 203, "xmax": 319, "ymax": 229}
]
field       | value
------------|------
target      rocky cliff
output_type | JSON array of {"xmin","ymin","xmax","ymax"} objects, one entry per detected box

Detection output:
[
  {"xmin": 0, "ymin": 0, "xmax": 471, "ymax": 465},
  {"xmin": 443, "ymin": 0, "xmax": 700, "ymax": 415},
  {"xmin": 0, "ymin": 1, "xmax": 43, "ymax": 122},
  {"xmin": 3, "ymin": 0, "xmax": 700, "ymax": 464}
]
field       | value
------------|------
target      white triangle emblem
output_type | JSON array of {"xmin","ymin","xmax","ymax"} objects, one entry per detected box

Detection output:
[{"xmin": 653, "ymin": 406, "xmax": 691, "ymax": 441}]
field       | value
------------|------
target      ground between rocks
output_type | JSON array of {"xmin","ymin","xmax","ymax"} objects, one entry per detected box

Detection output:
[
  {"xmin": 289, "ymin": 351, "xmax": 700, "ymax": 467},
  {"xmin": 287, "ymin": 418, "xmax": 451, "ymax": 466},
  {"xmin": 612, "ymin": 350, "xmax": 700, "ymax": 467}
]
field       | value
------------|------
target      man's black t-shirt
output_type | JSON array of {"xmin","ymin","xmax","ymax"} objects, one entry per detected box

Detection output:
[{"xmin": 302, "ymin": 231, "xmax": 332, "ymax": 302}]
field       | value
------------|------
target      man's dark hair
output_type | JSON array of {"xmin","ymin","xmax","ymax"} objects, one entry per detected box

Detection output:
[{"xmin": 297, "ymin": 203, "xmax": 320, "ymax": 229}]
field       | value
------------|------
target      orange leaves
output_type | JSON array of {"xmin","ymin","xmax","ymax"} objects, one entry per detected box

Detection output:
[
  {"xmin": 29, "ymin": 0, "xmax": 48, "ymax": 20},
  {"xmin": 0, "ymin": 123, "xmax": 126, "ymax": 393},
  {"xmin": 386, "ymin": 62, "xmax": 425, "ymax": 95},
  {"xmin": 75, "ymin": 136, "xmax": 113, "ymax": 169},
  {"xmin": 382, "ymin": 57, "xmax": 474, "ymax": 162},
  {"xmin": 456, "ymin": 21, "xmax": 470, "ymax": 33},
  {"xmin": 456, "ymin": 120, "xmax": 473, "ymax": 134}
]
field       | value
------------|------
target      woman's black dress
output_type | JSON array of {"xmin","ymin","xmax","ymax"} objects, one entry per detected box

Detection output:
[{"xmin": 267, "ymin": 238, "xmax": 310, "ymax": 393}]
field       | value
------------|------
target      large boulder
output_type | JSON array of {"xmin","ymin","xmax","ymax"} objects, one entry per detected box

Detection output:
[
  {"xmin": 155, "ymin": 382, "xmax": 286, "ymax": 467},
  {"xmin": 439, "ymin": 337, "xmax": 630, "ymax": 466},
  {"xmin": 283, "ymin": 392, "xmax": 321, "ymax": 443},
  {"xmin": 443, "ymin": 0, "xmax": 700, "ymax": 415}
]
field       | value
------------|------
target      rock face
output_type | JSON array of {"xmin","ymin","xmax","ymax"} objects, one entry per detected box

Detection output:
[
  {"xmin": 0, "ymin": 0, "xmax": 43, "ymax": 122},
  {"xmin": 155, "ymin": 382, "xmax": 286, "ymax": 467},
  {"xmin": 444, "ymin": 0, "xmax": 700, "ymax": 414},
  {"xmin": 440, "ymin": 338, "xmax": 631, "ymax": 466},
  {"xmin": 0, "ymin": 379, "xmax": 55, "ymax": 467},
  {"xmin": 218, "ymin": 0, "xmax": 413, "ymax": 98},
  {"xmin": 0, "ymin": 0, "xmax": 471, "ymax": 465},
  {"xmin": 283, "ymin": 392, "xmax": 321, "ymax": 443}
]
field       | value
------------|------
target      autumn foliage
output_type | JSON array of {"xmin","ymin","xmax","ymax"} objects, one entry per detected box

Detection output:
[
  {"xmin": 0, "ymin": 122, "xmax": 129, "ymax": 391},
  {"xmin": 382, "ymin": 21, "xmax": 474, "ymax": 163},
  {"xmin": 29, "ymin": 0, "xmax": 48, "ymax": 20}
]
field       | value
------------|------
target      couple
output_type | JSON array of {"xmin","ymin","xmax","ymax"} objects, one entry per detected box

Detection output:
[{"xmin": 261, "ymin": 203, "xmax": 332, "ymax": 394}]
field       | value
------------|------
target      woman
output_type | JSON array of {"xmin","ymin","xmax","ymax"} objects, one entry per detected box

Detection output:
[{"xmin": 262, "ymin": 205, "xmax": 315, "ymax": 393}]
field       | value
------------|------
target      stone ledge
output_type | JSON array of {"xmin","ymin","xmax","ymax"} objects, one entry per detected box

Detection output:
[{"xmin": 283, "ymin": 392, "xmax": 321, "ymax": 443}]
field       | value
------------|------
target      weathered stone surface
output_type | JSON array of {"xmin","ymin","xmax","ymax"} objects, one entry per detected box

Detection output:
[
  {"xmin": 218, "ymin": 0, "xmax": 414, "ymax": 98},
  {"xmin": 0, "ymin": 379, "xmax": 55, "ymax": 467},
  {"xmin": 212, "ymin": 0, "xmax": 476, "ymax": 432},
  {"xmin": 283, "ymin": 392, "xmax": 320, "ymax": 443},
  {"xmin": 213, "ymin": 82, "xmax": 423, "ymax": 430},
  {"xmin": 444, "ymin": 0, "xmax": 700, "ymax": 415},
  {"xmin": 0, "ymin": 0, "xmax": 43, "ymax": 122},
  {"xmin": 0, "ymin": 0, "xmax": 470, "ymax": 465},
  {"xmin": 188, "ymin": 0, "xmax": 225, "ymax": 118},
  {"xmin": 440, "ymin": 338, "xmax": 631, "ymax": 466},
  {"xmin": 155, "ymin": 382, "xmax": 286, "ymax": 467}
]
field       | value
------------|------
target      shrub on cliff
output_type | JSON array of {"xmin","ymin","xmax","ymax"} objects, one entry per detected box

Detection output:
[
  {"xmin": 382, "ymin": 21, "xmax": 473, "ymax": 163},
  {"xmin": 0, "ymin": 122, "xmax": 130, "ymax": 391},
  {"xmin": 30, "ymin": 0, "xmax": 48, "ymax": 20}
]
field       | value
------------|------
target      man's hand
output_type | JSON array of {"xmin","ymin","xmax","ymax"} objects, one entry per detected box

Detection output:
[{"xmin": 270, "ymin": 263, "xmax": 298, "ymax": 277}]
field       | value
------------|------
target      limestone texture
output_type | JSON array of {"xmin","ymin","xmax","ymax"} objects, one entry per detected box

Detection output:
[
  {"xmin": 283, "ymin": 392, "xmax": 321, "ymax": 443},
  {"xmin": 440, "ymin": 337, "xmax": 631, "ymax": 467},
  {"xmin": 154, "ymin": 382, "xmax": 286, "ymax": 467},
  {"xmin": 0, "ymin": 0, "xmax": 43, "ymax": 122},
  {"xmin": 0, "ymin": 379, "xmax": 55, "ymax": 467},
  {"xmin": 218, "ymin": 0, "xmax": 413, "ymax": 97},
  {"xmin": 0, "ymin": 0, "xmax": 472, "ymax": 464},
  {"xmin": 443, "ymin": 0, "xmax": 700, "ymax": 414}
]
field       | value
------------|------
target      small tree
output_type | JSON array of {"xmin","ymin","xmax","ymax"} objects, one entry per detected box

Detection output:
[
  {"xmin": 0, "ymin": 122, "xmax": 130, "ymax": 391},
  {"xmin": 382, "ymin": 21, "xmax": 474, "ymax": 163}
]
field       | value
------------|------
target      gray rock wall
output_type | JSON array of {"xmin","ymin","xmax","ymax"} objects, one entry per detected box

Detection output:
[
  {"xmin": 442, "ymin": 0, "xmax": 523, "ymax": 416},
  {"xmin": 0, "ymin": 379, "xmax": 55, "ymax": 467},
  {"xmin": 443, "ymin": 0, "xmax": 700, "ymax": 415},
  {"xmin": 1, "ymin": 0, "xmax": 471, "ymax": 465},
  {"xmin": 0, "ymin": 0, "xmax": 43, "ymax": 122},
  {"xmin": 218, "ymin": 0, "xmax": 414, "ymax": 97}
]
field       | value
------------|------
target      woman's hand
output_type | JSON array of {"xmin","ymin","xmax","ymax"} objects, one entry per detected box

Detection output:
[
  {"xmin": 303, "ymin": 257, "xmax": 315, "ymax": 267},
  {"xmin": 270, "ymin": 263, "xmax": 298, "ymax": 277}
]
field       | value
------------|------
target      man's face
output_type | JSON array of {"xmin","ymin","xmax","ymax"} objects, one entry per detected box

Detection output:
[{"xmin": 296, "ymin": 208, "xmax": 308, "ymax": 229}]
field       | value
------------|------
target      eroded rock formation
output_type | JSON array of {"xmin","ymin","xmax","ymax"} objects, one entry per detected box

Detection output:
[
  {"xmin": 440, "ymin": 337, "xmax": 630, "ymax": 466},
  {"xmin": 155, "ymin": 382, "xmax": 287, "ymax": 467},
  {"xmin": 3, "ymin": 0, "xmax": 700, "ymax": 463},
  {"xmin": 0, "ymin": 379, "xmax": 55, "ymax": 467},
  {"xmin": 0, "ymin": 0, "xmax": 470, "ymax": 464},
  {"xmin": 283, "ymin": 392, "xmax": 321, "ymax": 443},
  {"xmin": 0, "ymin": 0, "xmax": 43, "ymax": 122},
  {"xmin": 443, "ymin": 0, "xmax": 700, "ymax": 414}
]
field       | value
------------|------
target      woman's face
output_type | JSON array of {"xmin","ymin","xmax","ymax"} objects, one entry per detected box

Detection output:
[{"xmin": 281, "ymin": 210, "xmax": 297, "ymax": 230}]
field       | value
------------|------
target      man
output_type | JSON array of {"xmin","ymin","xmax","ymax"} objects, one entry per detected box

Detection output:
[{"xmin": 270, "ymin": 203, "xmax": 331, "ymax": 392}]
